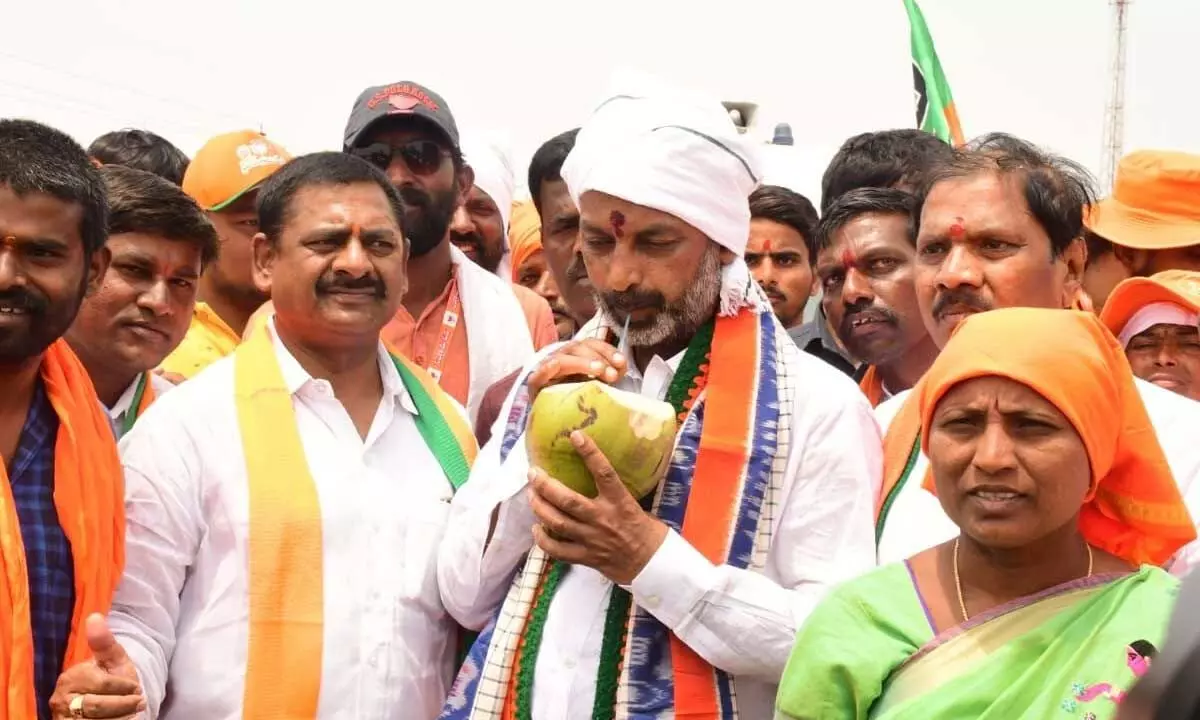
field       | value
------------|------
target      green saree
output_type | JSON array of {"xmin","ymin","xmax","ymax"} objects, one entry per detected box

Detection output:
[{"xmin": 775, "ymin": 563, "xmax": 1177, "ymax": 720}]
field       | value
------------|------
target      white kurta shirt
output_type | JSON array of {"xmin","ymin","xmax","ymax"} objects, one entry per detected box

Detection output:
[
  {"xmin": 107, "ymin": 372, "xmax": 175, "ymax": 439},
  {"xmin": 875, "ymin": 377, "xmax": 1200, "ymax": 573},
  {"xmin": 110, "ymin": 326, "xmax": 462, "ymax": 719},
  {"xmin": 439, "ymin": 336, "xmax": 882, "ymax": 719}
]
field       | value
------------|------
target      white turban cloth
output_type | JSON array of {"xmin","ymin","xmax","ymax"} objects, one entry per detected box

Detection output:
[
  {"xmin": 1118, "ymin": 302, "xmax": 1200, "ymax": 347},
  {"xmin": 462, "ymin": 136, "xmax": 515, "ymax": 233},
  {"xmin": 560, "ymin": 70, "xmax": 768, "ymax": 317}
]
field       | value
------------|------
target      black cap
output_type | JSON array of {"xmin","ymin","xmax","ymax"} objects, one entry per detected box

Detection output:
[{"xmin": 342, "ymin": 81, "xmax": 460, "ymax": 151}]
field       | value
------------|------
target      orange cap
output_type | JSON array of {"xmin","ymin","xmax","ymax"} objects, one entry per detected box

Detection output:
[
  {"xmin": 1085, "ymin": 150, "xmax": 1200, "ymax": 250},
  {"xmin": 182, "ymin": 131, "xmax": 292, "ymax": 211},
  {"xmin": 1100, "ymin": 269, "xmax": 1200, "ymax": 340}
]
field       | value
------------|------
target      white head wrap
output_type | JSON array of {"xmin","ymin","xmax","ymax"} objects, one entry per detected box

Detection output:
[
  {"xmin": 462, "ymin": 136, "xmax": 515, "ymax": 233},
  {"xmin": 1118, "ymin": 302, "xmax": 1200, "ymax": 347},
  {"xmin": 560, "ymin": 70, "xmax": 768, "ymax": 317}
]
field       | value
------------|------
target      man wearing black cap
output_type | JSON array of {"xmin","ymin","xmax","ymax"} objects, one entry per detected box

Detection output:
[{"xmin": 344, "ymin": 82, "xmax": 542, "ymax": 427}]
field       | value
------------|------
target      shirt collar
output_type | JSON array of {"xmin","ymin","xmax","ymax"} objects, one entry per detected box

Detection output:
[{"xmin": 267, "ymin": 317, "xmax": 417, "ymax": 415}]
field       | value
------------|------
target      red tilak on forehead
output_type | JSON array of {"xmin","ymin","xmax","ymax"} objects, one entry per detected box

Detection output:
[
  {"xmin": 840, "ymin": 248, "xmax": 856, "ymax": 270},
  {"xmin": 609, "ymin": 210, "xmax": 626, "ymax": 238},
  {"xmin": 761, "ymin": 239, "xmax": 774, "ymax": 253},
  {"xmin": 949, "ymin": 217, "xmax": 966, "ymax": 239},
  {"xmin": 349, "ymin": 222, "xmax": 362, "ymax": 237}
]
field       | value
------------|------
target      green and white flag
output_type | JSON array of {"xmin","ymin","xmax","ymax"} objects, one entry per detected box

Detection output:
[{"xmin": 904, "ymin": 0, "xmax": 965, "ymax": 145}]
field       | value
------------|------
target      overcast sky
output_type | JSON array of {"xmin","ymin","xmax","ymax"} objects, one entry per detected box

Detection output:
[{"xmin": 4, "ymin": 0, "xmax": 1197, "ymax": 201}]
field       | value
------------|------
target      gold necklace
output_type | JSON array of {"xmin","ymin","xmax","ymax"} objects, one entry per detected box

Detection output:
[{"xmin": 953, "ymin": 536, "xmax": 1093, "ymax": 622}]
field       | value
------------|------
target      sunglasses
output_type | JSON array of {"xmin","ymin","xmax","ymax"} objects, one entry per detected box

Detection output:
[{"xmin": 350, "ymin": 140, "xmax": 450, "ymax": 176}]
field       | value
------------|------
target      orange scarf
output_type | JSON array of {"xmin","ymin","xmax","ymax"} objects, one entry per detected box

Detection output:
[
  {"xmin": 858, "ymin": 365, "xmax": 886, "ymax": 408},
  {"xmin": 906, "ymin": 308, "xmax": 1195, "ymax": 566},
  {"xmin": 0, "ymin": 340, "xmax": 125, "ymax": 717}
]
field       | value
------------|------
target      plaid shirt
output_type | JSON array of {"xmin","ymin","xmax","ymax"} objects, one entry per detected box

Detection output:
[{"xmin": 10, "ymin": 380, "xmax": 73, "ymax": 720}]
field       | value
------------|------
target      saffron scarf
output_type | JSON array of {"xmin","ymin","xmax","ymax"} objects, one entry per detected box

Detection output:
[
  {"xmin": 0, "ymin": 340, "xmax": 125, "ymax": 719},
  {"xmin": 234, "ymin": 326, "xmax": 477, "ymax": 718},
  {"xmin": 880, "ymin": 309, "xmax": 1194, "ymax": 566},
  {"xmin": 858, "ymin": 365, "xmax": 885, "ymax": 408},
  {"xmin": 441, "ymin": 307, "xmax": 793, "ymax": 720}
]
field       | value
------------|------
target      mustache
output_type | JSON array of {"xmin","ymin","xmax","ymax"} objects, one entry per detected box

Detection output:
[
  {"xmin": 931, "ymin": 288, "xmax": 992, "ymax": 320},
  {"xmin": 0, "ymin": 288, "xmax": 47, "ymax": 313},
  {"xmin": 450, "ymin": 231, "xmax": 483, "ymax": 249},
  {"xmin": 760, "ymin": 282, "xmax": 787, "ymax": 301},
  {"xmin": 599, "ymin": 288, "xmax": 665, "ymax": 315},
  {"xmin": 315, "ymin": 273, "xmax": 386, "ymax": 298},
  {"xmin": 397, "ymin": 184, "xmax": 432, "ymax": 209},
  {"xmin": 839, "ymin": 302, "xmax": 897, "ymax": 335}
]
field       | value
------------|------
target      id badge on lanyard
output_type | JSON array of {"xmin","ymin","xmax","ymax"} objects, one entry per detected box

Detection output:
[{"xmin": 426, "ymin": 281, "xmax": 462, "ymax": 384}]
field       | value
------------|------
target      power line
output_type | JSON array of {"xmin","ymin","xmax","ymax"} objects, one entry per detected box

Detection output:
[{"xmin": 0, "ymin": 50, "xmax": 248, "ymax": 125}]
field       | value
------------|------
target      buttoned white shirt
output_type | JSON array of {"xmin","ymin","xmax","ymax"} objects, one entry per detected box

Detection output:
[
  {"xmin": 110, "ymin": 324, "xmax": 463, "ymax": 719},
  {"xmin": 107, "ymin": 372, "xmax": 175, "ymax": 439},
  {"xmin": 440, "ymin": 338, "xmax": 881, "ymax": 719},
  {"xmin": 875, "ymin": 377, "xmax": 1200, "ymax": 573}
]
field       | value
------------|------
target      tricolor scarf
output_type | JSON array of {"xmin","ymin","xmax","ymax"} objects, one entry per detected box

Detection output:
[
  {"xmin": 233, "ymin": 326, "xmax": 477, "ymax": 718},
  {"xmin": 0, "ymin": 340, "xmax": 124, "ymax": 719},
  {"xmin": 441, "ymin": 306, "xmax": 794, "ymax": 720},
  {"xmin": 118, "ymin": 372, "xmax": 158, "ymax": 438}
]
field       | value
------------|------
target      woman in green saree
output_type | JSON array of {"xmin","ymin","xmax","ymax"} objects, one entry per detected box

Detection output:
[{"xmin": 776, "ymin": 309, "xmax": 1197, "ymax": 720}]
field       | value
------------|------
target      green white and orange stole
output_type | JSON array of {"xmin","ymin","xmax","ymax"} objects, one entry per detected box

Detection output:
[
  {"xmin": 441, "ymin": 307, "xmax": 793, "ymax": 720},
  {"xmin": 117, "ymin": 372, "xmax": 158, "ymax": 438},
  {"xmin": 233, "ymin": 325, "xmax": 477, "ymax": 718}
]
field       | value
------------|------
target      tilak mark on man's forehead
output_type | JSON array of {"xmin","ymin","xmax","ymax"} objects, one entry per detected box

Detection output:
[
  {"xmin": 609, "ymin": 210, "xmax": 626, "ymax": 238},
  {"xmin": 841, "ymin": 248, "xmax": 857, "ymax": 270},
  {"xmin": 949, "ymin": 217, "xmax": 966, "ymax": 239}
]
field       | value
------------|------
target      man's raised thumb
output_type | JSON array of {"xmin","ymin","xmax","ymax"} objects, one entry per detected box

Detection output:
[{"xmin": 85, "ymin": 613, "xmax": 127, "ymax": 670}]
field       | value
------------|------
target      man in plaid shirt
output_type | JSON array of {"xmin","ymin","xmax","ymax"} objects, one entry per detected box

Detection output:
[{"xmin": 0, "ymin": 119, "xmax": 132, "ymax": 720}]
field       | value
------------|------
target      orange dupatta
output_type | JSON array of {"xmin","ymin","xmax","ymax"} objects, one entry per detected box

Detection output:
[
  {"xmin": 913, "ymin": 308, "xmax": 1196, "ymax": 566},
  {"xmin": 858, "ymin": 365, "xmax": 886, "ymax": 408},
  {"xmin": 0, "ymin": 340, "xmax": 125, "ymax": 718}
]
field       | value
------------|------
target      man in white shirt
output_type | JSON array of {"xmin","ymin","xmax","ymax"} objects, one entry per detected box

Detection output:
[
  {"xmin": 65, "ymin": 165, "xmax": 217, "ymax": 437},
  {"xmin": 874, "ymin": 133, "xmax": 1200, "ymax": 574},
  {"xmin": 59, "ymin": 152, "xmax": 478, "ymax": 718},
  {"xmin": 438, "ymin": 73, "xmax": 880, "ymax": 720}
]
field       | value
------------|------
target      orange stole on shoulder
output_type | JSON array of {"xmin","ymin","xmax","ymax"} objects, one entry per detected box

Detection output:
[
  {"xmin": 858, "ymin": 365, "xmax": 886, "ymax": 408},
  {"xmin": 0, "ymin": 340, "xmax": 125, "ymax": 718}
]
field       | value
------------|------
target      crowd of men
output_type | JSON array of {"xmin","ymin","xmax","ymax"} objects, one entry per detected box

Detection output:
[{"xmin": 0, "ymin": 70, "xmax": 1198, "ymax": 719}]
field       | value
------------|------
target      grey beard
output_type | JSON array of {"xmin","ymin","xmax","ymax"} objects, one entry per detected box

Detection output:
[{"xmin": 597, "ymin": 245, "xmax": 722, "ymax": 348}]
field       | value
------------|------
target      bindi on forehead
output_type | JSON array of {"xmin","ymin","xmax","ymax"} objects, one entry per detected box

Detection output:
[
  {"xmin": 349, "ymin": 222, "xmax": 362, "ymax": 238},
  {"xmin": 948, "ymin": 217, "xmax": 966, "ymax": 239},
  {"xmin": 609, "ymin": 210, "xmax": 626, "ymax": 238}
]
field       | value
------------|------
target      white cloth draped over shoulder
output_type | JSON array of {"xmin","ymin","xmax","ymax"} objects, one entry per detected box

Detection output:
[{"xmin": 452, "ymin": 244, "xmax": 535, "ymax": 424}]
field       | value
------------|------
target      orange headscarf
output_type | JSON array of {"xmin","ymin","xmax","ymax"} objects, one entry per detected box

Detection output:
[
  {"xmin": 914, "ymin": 308, "xmax": 1195, "ymax": 567},
  {"xmin": 508, "ymin": 201, "xmax": 543, "ymax": 283},
  {"xmin": 0, "ymin": 340, "xmax": 125, "ymax": 717}
]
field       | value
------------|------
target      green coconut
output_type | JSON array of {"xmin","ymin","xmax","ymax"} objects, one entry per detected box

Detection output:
[{"xmin": 526, "ymin": 380, "xmax": 677, "ymax": 499}]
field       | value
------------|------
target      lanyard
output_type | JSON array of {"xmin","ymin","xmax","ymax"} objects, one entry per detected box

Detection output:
[{"xmin": 425, "ymin": 280, "xmax": 461, "ymax": 384}]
